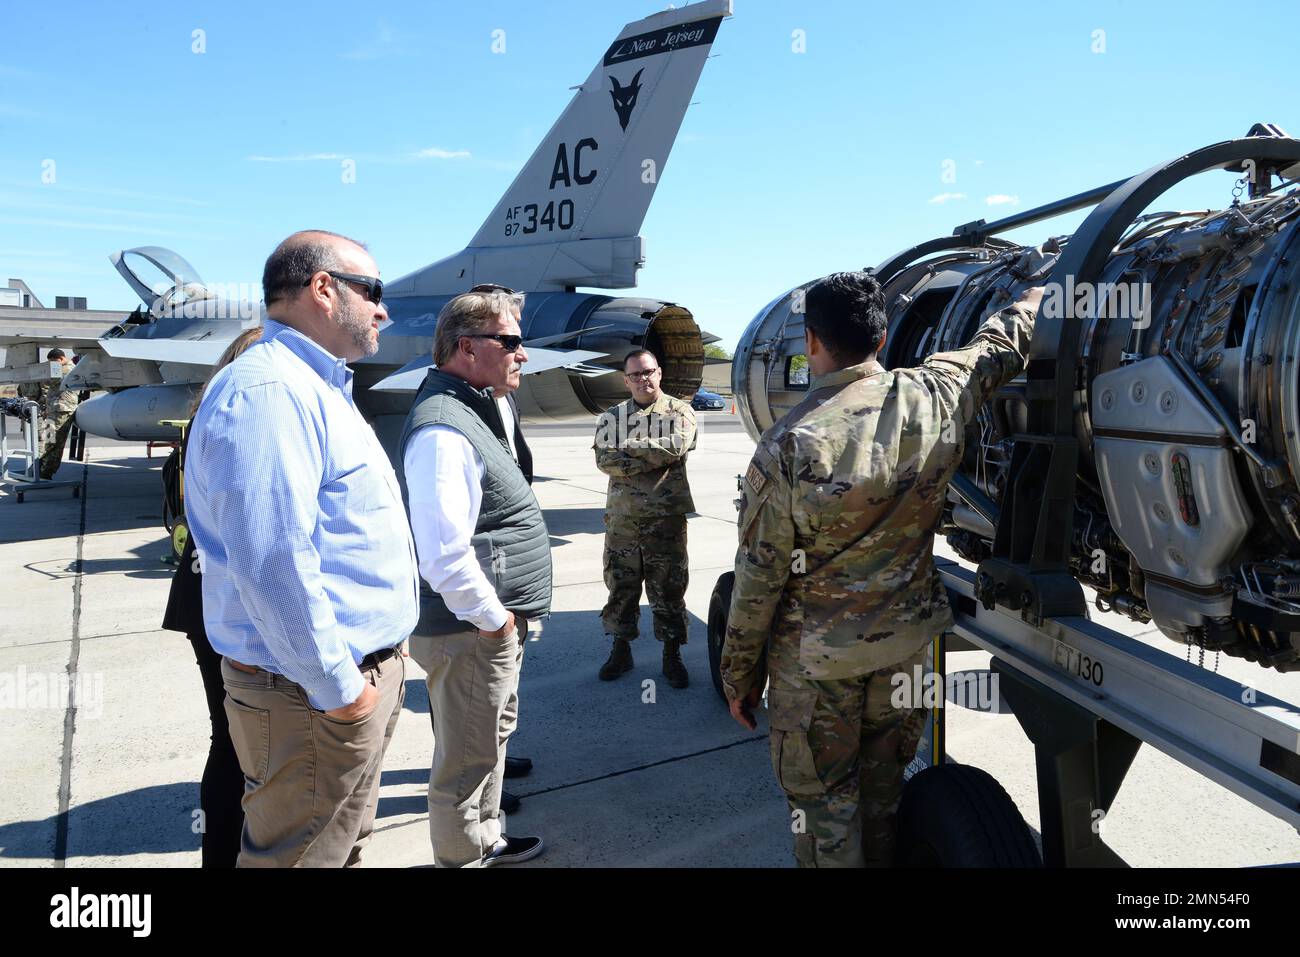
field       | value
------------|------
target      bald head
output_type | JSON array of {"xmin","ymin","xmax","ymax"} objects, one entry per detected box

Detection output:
[
  {"xmin": 262, "ymin": 230, "xmax": 366, "ymax": 306},
  {"xmin": 261, "ymin": 229, "xmax": 388, "ymax": 362}
]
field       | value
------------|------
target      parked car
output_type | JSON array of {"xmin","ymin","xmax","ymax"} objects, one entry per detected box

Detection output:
[{"xmin": 691, "ymin": 389, "xmax": 727, "ymax": 411}]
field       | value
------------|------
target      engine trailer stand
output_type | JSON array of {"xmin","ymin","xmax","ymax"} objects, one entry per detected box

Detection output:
[
  {"xmin": 939, "ymin": 557, "xmax": 1300, "ymax": 867},
  {"xmin": 0, "ymin": 400, "xmax": 81, "ymax": 504}
]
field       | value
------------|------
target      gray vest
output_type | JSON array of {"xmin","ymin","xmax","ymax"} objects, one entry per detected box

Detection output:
[{"xmin": 397, "ymin": 369, "xmax": 552, "ymax": 634}]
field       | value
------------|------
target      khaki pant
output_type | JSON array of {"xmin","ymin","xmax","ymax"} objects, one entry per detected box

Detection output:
[
  {"xmin": 766, "ymin": 645, "xmax": 929, "ymax": 868},
  {"xmin": 410, "ymin": 621, "xmax": 525, "ymax": 868},
  {"xmin": 220, "ymin": 652, "xmax": 405, "ymax": 868}
]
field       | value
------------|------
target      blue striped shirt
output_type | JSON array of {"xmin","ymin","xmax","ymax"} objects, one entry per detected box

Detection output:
[{"xmin": 186, "ymin": 319, "xmax": 419, "ymax": 710}]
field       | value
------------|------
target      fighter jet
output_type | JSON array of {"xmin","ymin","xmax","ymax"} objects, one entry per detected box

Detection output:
[{"xmin": 2, "ymin": 0, "xmax": 731, "ymax": 450}]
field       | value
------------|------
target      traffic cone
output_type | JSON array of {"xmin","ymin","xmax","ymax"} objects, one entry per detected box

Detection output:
[{"xmin": 729, "ymin": 400, "xmax": 736, "ymax": 414}]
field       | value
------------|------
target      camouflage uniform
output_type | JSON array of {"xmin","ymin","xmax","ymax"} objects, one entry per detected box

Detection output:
[
  {"xmin": 594, "ymin": 394, "xmax": 697, "ymax": 644},
  {"xmin": 16, "ymin": 381, "xmax": 48, "ymax": 404},
  {"xmin": 40, "ymin": 384, "xmax": 79, "ymax": 479},
  {"xmin": 720, "ymin": 301, "xmax": 1035, "ymax": 867}
]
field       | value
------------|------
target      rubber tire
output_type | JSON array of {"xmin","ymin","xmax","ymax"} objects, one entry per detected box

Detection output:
[
  {"xmin": 896, "ymin": 763, "xmax": 1042, "ymax": 867},
  {"xmin": 707, "ymin": 573, "xmax": 735, "ymax": 702}
]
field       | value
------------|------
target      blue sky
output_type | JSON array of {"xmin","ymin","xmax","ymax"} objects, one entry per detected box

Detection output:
[{"xmin": 1, "ymin": 0, "xmax": 1297, "ymax": 349}]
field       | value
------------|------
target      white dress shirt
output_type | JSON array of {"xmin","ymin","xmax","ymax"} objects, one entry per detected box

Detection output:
[
  {"xmin": 404, "ymin": 406, "xmax": 519, "ymax": 634},
  {"xmin": 497, "ymin": 396, "xmax": 518, "ymax": 461}
]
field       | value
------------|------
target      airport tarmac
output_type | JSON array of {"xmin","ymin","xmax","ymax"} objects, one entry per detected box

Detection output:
[{"xmin": 2, "ymin": 408, "xmax": 1298, "ymax": 868}]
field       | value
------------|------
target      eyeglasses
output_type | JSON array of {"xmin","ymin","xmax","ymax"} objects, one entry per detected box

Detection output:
[
  {"xmin": 625, "ymin": 368, "xmax": 660, "ymax": 381},
  {"xmin": 468, "ymin": 333, "xmax": 525, "ymax": 351},
  {"xmin": 469, "ymin": 283, "xmax": 517, "ymax": 295},
  {"xmin": 308, "ymin": 271, "xmax": 384, "ymax": 305}
]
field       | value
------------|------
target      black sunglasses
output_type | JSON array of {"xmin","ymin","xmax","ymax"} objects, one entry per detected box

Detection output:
[
  {"xmin": 467, "ymin": 334, "xmax": 525, "ymax": 351},
  {"xmin": 308, "ymin": 271, "xmax": 384, "ymax": 305},
  {"xmin": 469, "ymin": 283, "xmax": 517, "ymax": 295}
]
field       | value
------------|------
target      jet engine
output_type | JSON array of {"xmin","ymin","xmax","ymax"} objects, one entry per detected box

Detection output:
[{"xmin": 732, "ymin": 126, "xmax": 1300, "ymax": 672}]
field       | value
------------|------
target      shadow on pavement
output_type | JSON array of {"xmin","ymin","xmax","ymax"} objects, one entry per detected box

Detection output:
[{"xmin": 0, "ymin": 782, "xmax": 202, "ymax": 860}]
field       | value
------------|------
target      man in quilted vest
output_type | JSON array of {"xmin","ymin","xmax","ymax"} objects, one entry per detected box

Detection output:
[{"xmin": 398, "ymin": 286, "xmax": 553, "ymax": 868}]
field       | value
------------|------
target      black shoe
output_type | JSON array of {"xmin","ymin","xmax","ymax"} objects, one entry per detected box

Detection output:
[
  {"xmin": 662, "ymin": 640, "xmax": 689, "ymax": 689},
  {"xmin": 500, "ymin": 790, "xmax": 521, "ymax": 814},
  {"xmin": 598, "ymin": 638, "xmax": 634, "ymax": 680},
  {"xmin": 483, "ymin": 834, "xmax": 544, "ymax": 867},
  {"xmin": 505, "ymin": 756, "xmax": 533, "ymax": 779}
]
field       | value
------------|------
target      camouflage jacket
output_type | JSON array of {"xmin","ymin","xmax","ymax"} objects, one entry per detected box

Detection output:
[
  {"xmin": 593, "ymin": 393, "xmax": 698, "ymax": 520},
  {"xmin": 46, "ymin": 385, "xmax": 79, "ymax": 416},
  {"xmin": 17, "ymin": 380, "xmax": 76, "ymax": 415},
  {"xmin": 16, "ymin": 382, "xmax": 49, "ymax": 405},
  {"xmin": 719, "ymin": 302, "xmax": 1035, "ymax": 699}
]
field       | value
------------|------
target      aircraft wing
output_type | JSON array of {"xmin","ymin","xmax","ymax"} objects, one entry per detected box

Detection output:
[
  {"xmin": 0, "ymin": 317, "xmax": 118, "ymax": 351},
  {"xmin": 98, "ymin": 335, "xmax": 235, "ymax": 367},
  {"xmin": 0, "ymin": 314, "xmax": 124, "ymax": 386},
  {"xmin": 370, "ymin": 347, "xmax": 610, "ymax": 393}
]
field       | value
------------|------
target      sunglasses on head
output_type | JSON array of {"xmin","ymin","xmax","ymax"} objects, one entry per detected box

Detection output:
[
  {"xmin": 309, "ymin": 271, "xmax": 384, "ymax": 305},
  {"xmin": 469, "ymin": 283, "xmax": 517, "ymax": 295}
]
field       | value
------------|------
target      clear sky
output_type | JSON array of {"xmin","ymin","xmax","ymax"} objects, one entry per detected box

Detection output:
[{"xmin": 1, "ymin": 0, "xmax": 1297, "ymax": 350}]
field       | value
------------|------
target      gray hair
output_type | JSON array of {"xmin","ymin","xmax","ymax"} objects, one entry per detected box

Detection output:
[{"xmin": 432, "ymin": 288, "xmax": 526, "ymax": 366}]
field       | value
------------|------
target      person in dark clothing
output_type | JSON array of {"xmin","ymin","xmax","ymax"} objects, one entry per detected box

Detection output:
[
  {"xmin": 160, "ymin": 326, "xmax": 262, "ymax": 868},
  {"xmin": 163, "ymin": 529, "xmax": 245, "ymax": 867}
]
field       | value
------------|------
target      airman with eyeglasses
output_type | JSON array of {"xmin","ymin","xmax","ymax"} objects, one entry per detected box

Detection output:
[{"xmin": 593, "ymin": 348, "xmax": 698, "ymax": 688}]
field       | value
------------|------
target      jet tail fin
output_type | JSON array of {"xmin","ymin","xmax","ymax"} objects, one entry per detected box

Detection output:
[{"xmin": 391, "ymin": 0, "xmax": 730, "ymax": 296}]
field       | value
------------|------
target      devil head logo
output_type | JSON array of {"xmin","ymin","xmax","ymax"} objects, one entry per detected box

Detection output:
[{"xmin": 609, "ymin": 69, "xmax": 643, "ymax": 132}]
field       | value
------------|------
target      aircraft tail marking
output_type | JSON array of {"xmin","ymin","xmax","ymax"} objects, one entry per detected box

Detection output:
[{"xmin": 467, "ymin": 0, "xmax": 730, "ymax": 253}]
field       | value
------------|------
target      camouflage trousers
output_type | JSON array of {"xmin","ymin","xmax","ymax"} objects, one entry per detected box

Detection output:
[
  {"xmin": 40, "ymin": 410, "xmax": 75, "ymax": 479},
  {"xmin": 766, "ymin": 644, "xmax": 929, "ymax": 867},
  {"xmin": 600, "ymin": 513, "xmax": 688, "ymax": 644}
]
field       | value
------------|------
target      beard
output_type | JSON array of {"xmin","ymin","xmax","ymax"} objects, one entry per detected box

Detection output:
[{"xmin": 337, "ymin": 292, "xmax": 379, "ymax": 358}]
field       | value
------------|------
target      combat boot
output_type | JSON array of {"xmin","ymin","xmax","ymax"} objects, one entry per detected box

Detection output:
[
  {"xmin": 598, "ymin": 638, "xmax": 634, "ymax": 680},
  {"xmin": 662, "ymin": 640, "xmax": 689, "ymax": 689}
]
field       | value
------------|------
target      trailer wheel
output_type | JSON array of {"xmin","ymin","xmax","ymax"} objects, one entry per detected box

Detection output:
[
  {"xmin": 896, "ymin": 764, "xmax": 1041, "ymax": 867},
  {"xmin": 707, "ymin": 572, "xmax": 734, "ymax": 702}
]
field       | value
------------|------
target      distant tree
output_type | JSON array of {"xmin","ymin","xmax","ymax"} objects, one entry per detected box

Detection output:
[
  {"xmin": 788, "ymin": 353, "xmax": 809, "ymax": 386},
  {"xmin": 704, "ymin": 344, "xmax": 732, "ymax": 360}
]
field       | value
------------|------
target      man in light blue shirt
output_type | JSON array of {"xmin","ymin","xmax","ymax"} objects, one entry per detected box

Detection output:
[{"xmin": 186, "ymin": 229, "xmax": 418, "ymax": 867}]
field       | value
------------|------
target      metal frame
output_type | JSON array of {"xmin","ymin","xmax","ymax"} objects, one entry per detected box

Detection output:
[
  {"xmin": 1, "ymin": 402, "xmax": 80, "ymax": 503},
  {"xmin": 869, "ymin": 179, "xmax": 1127, "ymax": 287},
  {"xmin": 939, "ymin": 558, "xmax": 1300, "ymax": 867}
]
